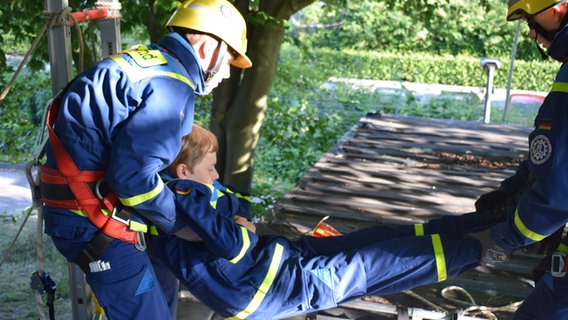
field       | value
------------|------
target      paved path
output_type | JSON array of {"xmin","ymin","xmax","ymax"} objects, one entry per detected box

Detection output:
[{"xmin": 0, "ymin": 165, "xmax": 32, "ymax": 216}]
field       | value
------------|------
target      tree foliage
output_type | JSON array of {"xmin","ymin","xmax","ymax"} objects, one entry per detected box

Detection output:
[
  {"xmin": 291, "ymin": 0, "xmax": 537, "ymax": 60},
  {"xmin": 1, "ymin": 0, "xmax": 530, "ymax": 193}
]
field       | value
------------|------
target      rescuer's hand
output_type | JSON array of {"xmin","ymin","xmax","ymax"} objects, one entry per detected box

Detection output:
[
  {"xmin": 234, "ymin": 215, "xmax": 256, "ymax": 234},
  {"xmin": 475, "ymin": 188, "xmax": 509, "ymax": 224}
]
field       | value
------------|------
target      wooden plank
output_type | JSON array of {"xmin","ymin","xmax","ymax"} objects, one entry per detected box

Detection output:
[{"xmin": 266, "ymin": 113, "xmax": 534, "ymax": 319}]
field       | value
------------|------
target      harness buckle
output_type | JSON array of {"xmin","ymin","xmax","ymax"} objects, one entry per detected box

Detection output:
[
  {"xmin": 111, "ymin": 207, "xmax": 131, "ymax": 225},
  {"xmin": 551, "ymin": 252, "xmax": 568, "ymax": 277},
  {"xmin": 135, "ymin": 232, "xmax": 147, "ymax": 252}
]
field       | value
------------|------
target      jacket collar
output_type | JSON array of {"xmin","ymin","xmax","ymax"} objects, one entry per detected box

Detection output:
[{"xmin": 159, "ymin": 32, "xmax": 207, "ymax": 95}]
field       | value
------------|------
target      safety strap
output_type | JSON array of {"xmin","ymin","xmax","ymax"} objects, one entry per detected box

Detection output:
[{"xmin": 43, "ymin": 95, "xmax": 138, "ymax": 245}]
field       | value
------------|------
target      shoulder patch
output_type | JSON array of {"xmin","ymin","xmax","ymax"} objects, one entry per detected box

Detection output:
[
  {"xmin": 126, "ymin": 45, "xmax": 167, "ymax": 68},
  {"xmin": 175, "ymin": 186, "xmax": 192, "ymax": 195},
  {"xmin": 537, "ymin": 119, "xmax": 553, "ymax": 131},
  {"xmin": 530, "ymin": 134, "xmax": 552, "ymax": 165}
]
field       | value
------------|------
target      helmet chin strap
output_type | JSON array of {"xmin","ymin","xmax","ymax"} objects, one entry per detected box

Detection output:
[
  {"xmin": 528, "ymin": 19, "xmax": 553, "ymax": 60},
  {"xmin": 529, "ymin": 13, "xmax": 568, "ymax": 60},
  {"xmin": 204, "ymin": 41, "xmax": 228, "ymax": 88}
]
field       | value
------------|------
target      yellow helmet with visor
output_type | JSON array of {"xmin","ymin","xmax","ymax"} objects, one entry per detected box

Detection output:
[
  {"xmin": 166, "ymin": 0, "xmax": 252, "ymax": 68},
  {"xmin": 507, "ymin": 0, "xmax": 565, "ymax": 20}
]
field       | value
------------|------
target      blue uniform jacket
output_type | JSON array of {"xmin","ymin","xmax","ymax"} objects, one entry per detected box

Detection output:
[
  {"xmin": 158, "ymin": 178, "xmax": 295, "ymax": 316},
  {"xmin": 155, "ymin": 179, "xmax": 482, "ymax": 319},
  {"xmin": 44, "ymin": 32, "xmax": 205, "ymax": 239},
  {"xmin": 493, "ymin": 28, "xmax": 568, "ymax": 250},
  {"xmin": 166, "ymin": 178, "xmax": 257, "ymax": 259}
]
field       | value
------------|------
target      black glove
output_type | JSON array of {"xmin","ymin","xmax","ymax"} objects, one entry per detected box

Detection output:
[{"xmin": 475, "ymin": 188, "xmax": 509, "ymax": 224}]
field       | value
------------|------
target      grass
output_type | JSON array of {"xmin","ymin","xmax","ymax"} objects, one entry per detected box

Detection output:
[
  {"xmin": 0, "ymin": 211, "xmax": 72, "ymax": 320},
  {"xmin": 0, "ymin": 80, "xmax": 539, "ymax": 319}
]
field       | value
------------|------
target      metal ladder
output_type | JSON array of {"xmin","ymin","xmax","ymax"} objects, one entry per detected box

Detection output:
[{"xmin": 45, "ymin": 1, "xmax": 122, "ymax": 318}]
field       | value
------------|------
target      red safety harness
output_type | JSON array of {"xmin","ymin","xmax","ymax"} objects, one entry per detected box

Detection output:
[{"xmin": 40, "ymin": 94, "xmax": 139, "ymax": 245}]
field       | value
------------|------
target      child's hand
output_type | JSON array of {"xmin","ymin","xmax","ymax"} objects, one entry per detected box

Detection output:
[{"xmin": 233, "ymin": 216, "xmax": 256, "ymax": 234}]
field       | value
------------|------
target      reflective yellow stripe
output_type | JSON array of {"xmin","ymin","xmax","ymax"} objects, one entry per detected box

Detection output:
[
  {"xmin": 551, "ymin": 82, "xmax": 568, "ymax": 93},
  {"xmin": 70, "ymin": 208, "xmax": 112, "ymax": 217},
  {"xmin": 414, "ymin": 224, "xmax": 424, "ymax": 236},
  {"xmin": 110, "ymin": 55, "xmax": 195, "ymax": 90},
  {"xmin": 72, "ymin": 209, "xmax": 153, "ymax": 234},
  {"xmin": 229, "ymin": 226, "xmax": 251, "ymax": 264},
  {"xmin": 227, "ymin": 243, "xmax": 284, "ymax": 320},
  {"xmin": 237, "ymin": 193, "xmax": 252, "ymax": 202},
  {"xmin": 557, "ymin": 243, "xmax": 568, "ymax": 254},
  {"xmin": 119, "ymin": 179, "xmax": 164, "ymax": 207},
  {"xmin": 70, "ymin": 209, "xmax": 88, "ymax": 217},
  {"xmin": 513, "ymin": 208, "xmax": 547, "ymax": 242},
  {"xmin": 129, "ymin": 220, "xmax": 148, "ymax": 233},
  {"xmin": 200, "ymin": 183, "xmax": 217, "ymax": 209},
  {"xmin": 431, "ymin": 234, "xmax": 447, "ymax": 282}
]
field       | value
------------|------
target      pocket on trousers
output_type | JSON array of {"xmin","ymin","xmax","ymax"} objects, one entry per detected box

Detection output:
[{"xmin": 87, "ymin": 242, "xmax": 155, "ymax": 307}]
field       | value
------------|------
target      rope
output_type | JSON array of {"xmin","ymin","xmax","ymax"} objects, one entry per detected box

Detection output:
[
  {"xmin": 0, "ymin": 206, "xmax": 34, "ymax": 270},
  {"xmin": 0, "ymin": 7, "xmax": 86, "ymax": 104},
  {"xmin": 43, "ymin": 8, "xmax": 86, "ymax": 73},
  {"xmin": 440, "ymin": 285, "xmax": 524, "ymax": 320},
  {"xmin": 0, "ymin": 173, "xmax": 44, "ymax": 319},
  {"xmin": 402, "ymin": 290, "xmax": 449, "ymax": 315}
]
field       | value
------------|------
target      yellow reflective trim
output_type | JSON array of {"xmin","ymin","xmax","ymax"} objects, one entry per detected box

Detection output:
[
  {"xmin": 229, "ymin": 226, "xmax": 251, "ymax": 264},
  {"xmin": 551, "ymin": 82, "xmax": 568, "ymax": 93},
  {"xmin": 129, "ymin": 220, "xmax": 148, "ymax": 233},
  {"xmin": 237, "ymin": 193, "xmax": 252, "ymax": 202},
  {"xmin": 150, "ymin": 225, "xmax": 159, "ymax": 236},
  {"xmin": 70, "ymin": 209, "xmax": 112, "ymax": 217},
  {"xmin": 70, "ymin": 209, "xmax": 88, "ymax": 217},
  {"xmin": 431, "ymin": 234, "xmax": 447, "ymax": 282},
  {"xmin": 557, "ymin": 243, "xmax": 568, "ymax": 254},
  {"xmin": 110, "ymin": 55, "xmax": 195, "ymax": 90},
  {"xmin": 119, "ymin": 178, "xmax": 164, "ymax": 207},
  {"xmin": 513, "ymin": 208, "xmax": 547, "ymax": 242},
  {"xmin": 414, "ymin": 224, "xmax": 424, "ymax": 236},
  {"xmin": 227, "ymin": 243, "xmax": 284, "ymax": 320}
]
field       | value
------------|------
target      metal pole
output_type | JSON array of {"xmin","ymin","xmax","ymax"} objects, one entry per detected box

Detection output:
[
  {"xmin": 97, "ymin": 0, "xmax": 122, "ymax": 58},
  {"xmin": 503, "ymin": 20, "xmax": 522, "ymax": 122},
  {"xmin": 45, "ymin": 1, "xmax": 91, "ymax": 319},
  {"xmin": 483, "ymin": 66, "xmax": 496, "ymax": 123},
  {"xmin": 46, "ymin": 0, "xmax": 73, "ymax": 95}
]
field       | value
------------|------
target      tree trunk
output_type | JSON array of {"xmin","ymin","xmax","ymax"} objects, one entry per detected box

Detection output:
[{"xmin": 210, "ymin": 0, "xmax": 314, "ymax": 193}]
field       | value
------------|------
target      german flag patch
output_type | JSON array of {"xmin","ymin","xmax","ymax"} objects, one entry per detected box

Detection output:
[
  {"xmin": 537, "ymin": 120, "xmax": 552, "ymax": 131},
  {"xmin": 175, "ymin": 187, "xmax": 192, "ymax": 195}
]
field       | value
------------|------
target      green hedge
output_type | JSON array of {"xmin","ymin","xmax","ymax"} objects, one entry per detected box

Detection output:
[{"xmin": 296, "ymin": 47, "xmax": 557, "ymax": 92}]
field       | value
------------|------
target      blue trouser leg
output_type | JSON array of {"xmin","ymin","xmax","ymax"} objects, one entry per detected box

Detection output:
[
  {"xmin": 513, "ymin": 273, "xmax": 568, "ymax": 320},
  {"xmin": 300, "ymin": 212, "xmax": 488, "ymax": 257},
  {"xmin": 45, "ymin": 209, "xmax": 171, "ymax": 319},
  {"xmin": 264, "ymin": 234, "xmax": 480, "ymax": 320},
  {"xmin": 150, "ymin": 250, "xmax": 179, "ymax": 320},
  {"xmin": 421, "ymin": 212, "xmax": 492, "ymax": 235},
  {"xmin": 83, "ymin": 240, "xmax": 171, "ymax": 320}
]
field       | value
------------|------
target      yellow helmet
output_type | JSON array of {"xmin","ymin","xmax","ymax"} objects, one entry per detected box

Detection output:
[
  {"xmin": 507, "ymin": 0, "xmax": 564, "ymax": 20},
  {"xmin": 166, "ymin": 0, "xmax": 252, "ymax": 68}
]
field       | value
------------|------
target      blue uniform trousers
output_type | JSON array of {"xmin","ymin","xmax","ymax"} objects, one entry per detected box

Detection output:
[
  {"xmin": 513, "ymin": 273, "xmax": 568, "ymax": 320},
  {"xmin": 260, "ymin": 227, "xmax": 480, "ymax": 319},
  {"xmin": 45, "ymin": 209, "xmax": 172, "ymax": 319},
  {"xmin": 154, "ymin": 212, "xmax": 485, "ymax": 319}
]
